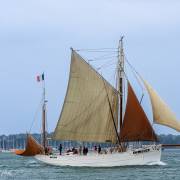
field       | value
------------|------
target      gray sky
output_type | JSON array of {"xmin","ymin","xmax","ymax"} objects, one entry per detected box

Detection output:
[{"xmin": 0, "ymin": 0, "xmax": 180, "ymax": 135}]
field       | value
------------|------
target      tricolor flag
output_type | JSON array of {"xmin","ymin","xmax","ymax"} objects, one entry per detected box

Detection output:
[{"xmin": 37, "ymin": 73, "xmax": 44, "ymax": 82}]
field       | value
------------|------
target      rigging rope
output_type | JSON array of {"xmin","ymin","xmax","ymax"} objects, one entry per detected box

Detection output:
[
  {"xmin": 124, "ymin": 56, "xmax": 144, "ymax": 91},
  {"xmin": 97, "ymin": 60, "xmax": 116, "ymax": 70},
  {"xmin": 88, "ymin": 55, "xmax": 118, "ymax": 62},
  {"xmin": 75, "ymin": 50, "xmax": 118, "ymax": 53},
  {"xmin": 124, "ymin": 56, "xmax": 145, "ymax": 104},
  {"xmin": 75, "ymin": 48, "xmax": 117, "ymax": 51},
  {"xmin": 29, "ymin": 97, "xmax": 43, "ymax": 133}
]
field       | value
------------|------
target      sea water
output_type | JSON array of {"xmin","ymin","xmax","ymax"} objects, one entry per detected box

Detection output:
[{"xmin": 0, "ymin": 149, "xmax": 179, "ymax": 180}]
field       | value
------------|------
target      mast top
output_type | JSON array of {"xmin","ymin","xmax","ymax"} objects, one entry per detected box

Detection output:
[
  {"xmin": 118, "ymin": 36, "xmax": 125, "ymax": 68},
  {"xmin": 120, "ymin": 36, "xmax": 124, "ymax": 43}
]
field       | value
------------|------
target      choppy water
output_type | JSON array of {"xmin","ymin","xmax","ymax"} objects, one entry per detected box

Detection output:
[{"xmin": 0, "ymin": 149, "xmax": 180, "ymax": 180}]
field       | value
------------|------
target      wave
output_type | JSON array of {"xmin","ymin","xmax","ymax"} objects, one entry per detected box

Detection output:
[
  {"xmin": 25, "ymin": 160, "xmax": 41, "ymax": 167},
  {"xmin": 0, "ymin": 170, "xmax": 13, "ymax": 178},
  {"xmin": 146, "ymin": 161, "xmax": 167, "ymax": 166},
  {"xmin": 27, "ymin": 160, "xmax": 37, "ymax": 164}
]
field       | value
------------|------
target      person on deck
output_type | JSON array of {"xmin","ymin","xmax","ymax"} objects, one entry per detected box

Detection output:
[
  {"xmin": 83, "ymin": 146, "xmax": 88, "ymax": 155},
  {"xmin": 83, "ymin": 146, "xmax": 86, "ymax": 155},
  {"xmin": 85, "ymin": 147, "xmax": 88, "ymax": 155},
  {"xmin": 79, "ymin": 146, "xmax": 82, "ymax": 155},
  {"xmin": 59, "ymin": 144, "xmax": 62, "ymax": 155},
  {"xmin": 94, "ymin": 145, "xmax": 97, "ymax": 152},
  {"xmin": 98, "ymin": 145, "xmax": 101, "ymax": 154}
]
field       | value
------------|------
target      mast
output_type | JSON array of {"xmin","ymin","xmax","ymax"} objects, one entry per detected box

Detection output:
[
  {"xmin": 2, "ymin": 137, "xmax": 5, "ymax": 150},
  {"xmin": 42, "ymin": 73, "xmax": 47, "ymax": 151},
  {"xmin": 117, "ymin": 36, "xmax": 125, "ymax": 131}
]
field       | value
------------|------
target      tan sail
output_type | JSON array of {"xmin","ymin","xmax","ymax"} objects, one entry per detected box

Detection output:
[
  {"xmin": 120, "ymin": 82, "xmax": 157, "ymax": 142},
  {"xmin": 143, "ymin": 79, "xmax": 180, "ymax": 131},
  {"xmin": 53, "ymin": 50, "xmax": 118, "ymax": 143},
  {"xmin": 15, "ymin": 134, "xmax": 44, "ymax": 156}
]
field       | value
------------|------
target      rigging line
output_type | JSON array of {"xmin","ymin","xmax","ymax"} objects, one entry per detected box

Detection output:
[
  {"xmin": 96, "ymin": 59, "xmax": 117, "ymax": 69},
  {"xmin": 124, "ymin": 56, "xmax": 145, "ymax": 103},
  {"xmin": 74, "ymin": 50, "xmax": 118, "ymax": 93},
  {"xmin": 102, "ymin": 78, "xmax": 122, "ymax": 147},
  {"xmin": 75, "ymin": 50, "xmax": 118, "ymax": 53},
  {"xmin": 107, "ymin": 67, "xmax": 117, "ymax": 85},
  {"xmin": 124, "ymin": 56, "xmax": 144, "ymax": 92},
  {"xmin": 29, "ymin": 97, "xmax": 44, "ymax": 133},
  {"xmin": 90, "ymin": 52, "xmax": 118, "ymax": 59},
  {"xmin": 97, "ymin": 61, "xmax": 117, "ymax": 70},
  {"xmin": 88, "ymin": 55, "xmax": 118, "ymax": 62},
  {"xmin": 75, "ymin": 48, "xmax": 117, "ymax": 51},
  {"xmin": 139, "ymin": 94, "xmax": 144, "ymax": 104}
]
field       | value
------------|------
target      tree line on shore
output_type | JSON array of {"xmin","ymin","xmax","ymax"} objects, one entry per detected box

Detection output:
[{"xmin": 0, "ymin": 133, "xmax": 180, "ymax": 150}]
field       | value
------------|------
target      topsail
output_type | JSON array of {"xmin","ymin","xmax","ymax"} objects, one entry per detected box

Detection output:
[{"xmin": 143, "ymin": 80, "xmax": 180, "ymax": 131}]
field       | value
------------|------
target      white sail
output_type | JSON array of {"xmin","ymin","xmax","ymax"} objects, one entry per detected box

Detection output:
[
  {"xmin": 53, "ymin": 50, "xmax": 118, "ymax": 143},
  {"xmin": 143, "ymin": 80, "xmax": 180, "ymax": 131}
]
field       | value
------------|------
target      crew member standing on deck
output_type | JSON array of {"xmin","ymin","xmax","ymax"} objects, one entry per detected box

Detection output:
[
  {"xmin": 59, "ymin": 144, "xmax": 62, "ymax": 155},
  {"xmin": 98, "ymin": 145, "xmax": 101, "ymax": 154}
]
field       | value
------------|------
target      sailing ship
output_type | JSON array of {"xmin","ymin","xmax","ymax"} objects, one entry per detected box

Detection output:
[{"xmin": 35, "ymin": 37, "xmax": 180, "ymax": 167}]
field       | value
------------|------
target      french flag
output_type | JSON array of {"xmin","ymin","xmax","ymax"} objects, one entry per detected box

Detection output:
[{"xmin": 36, "ymin": 73, "xmax": 44, "ymax": 82}]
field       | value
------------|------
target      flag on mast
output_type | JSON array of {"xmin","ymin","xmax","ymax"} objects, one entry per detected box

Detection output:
[{"xmin": 37, "ymin": 73, "xmax": 44, "ymax": 82}]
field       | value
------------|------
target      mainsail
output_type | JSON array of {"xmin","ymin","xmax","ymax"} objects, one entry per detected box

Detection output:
[
  {"xmin": 53, "ymin": 50, "xmax": 118, "ymax": 143},
  {"xmin": 15, "ymin": 134, "xmax": 44, "ymax": 156},
  {"xmin": 120, "ymin": 82, "xmax": 157, "ymax": 142},
  {"xmin": 143, "ymin": 80, "xmax": 180, "ymax": 131}
]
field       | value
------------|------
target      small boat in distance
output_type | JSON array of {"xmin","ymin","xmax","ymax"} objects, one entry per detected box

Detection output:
[{"xmin": 35, "ymin": 37, "xmax": 180, "ymax": 167}]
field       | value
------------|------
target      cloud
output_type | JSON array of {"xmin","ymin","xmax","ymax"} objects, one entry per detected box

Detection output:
[
  {"xmin": 0, "ymin": 0, "xmax": 180, "ymax": 134},
  {"xmin": 0, "ymin": 0, "xmax": 180, "ymax": 32}
]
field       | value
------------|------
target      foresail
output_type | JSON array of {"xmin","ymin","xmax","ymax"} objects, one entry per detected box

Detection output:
[
  {"xmin": 53, "ymin": 50, "xmax": 118, "ymax": 143},
  {"xmin": 15, "ymin": 134, "xmax": 44, "ymax": 156},
  {"xmin": 143, "ymin": 80, "xmax": 180, "ymax": 132},
  {"xmin": 120, "ymin": 82, "xmax": 157, "ymax": 142}
]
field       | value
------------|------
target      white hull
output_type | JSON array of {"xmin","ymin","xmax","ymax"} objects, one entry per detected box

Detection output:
[{"xmin": 35, "ymin": 145, "xmax": 161, "ymax": 167}]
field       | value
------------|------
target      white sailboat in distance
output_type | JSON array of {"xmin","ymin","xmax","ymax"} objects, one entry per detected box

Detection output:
[{"xmin": 35, "ymin": 37, "xmax": 180, "ymax": 167}]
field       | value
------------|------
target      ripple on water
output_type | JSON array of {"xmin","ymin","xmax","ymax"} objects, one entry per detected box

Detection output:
[
  {"xmin": 25, "ymin": 160, "xmax": 42, "ymax": 167},
  {"xmin": 146, "ymin": 161, "xmax": 167, "ymax": 166},
  {"xmin": 0, "ymin": 150, "xmax": 180, "ymax": 180},
  {"xmin": 0, "ymin": 170, "xmax": 13, "ymax": 178}
]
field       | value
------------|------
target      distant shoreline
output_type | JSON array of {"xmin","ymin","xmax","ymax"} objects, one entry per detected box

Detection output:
[{"xmin": 0, "ymin": 133, "xmax": 180, "ymax": 150}]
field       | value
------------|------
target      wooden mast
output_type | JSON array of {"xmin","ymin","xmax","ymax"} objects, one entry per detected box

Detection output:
[
  {"xmin": 42, "ymin": 74, "xmax": 47, "ymax": 151},
  {"xmin": 117, "ymin": 37, "xmax": 124, "ymax": 131}
]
